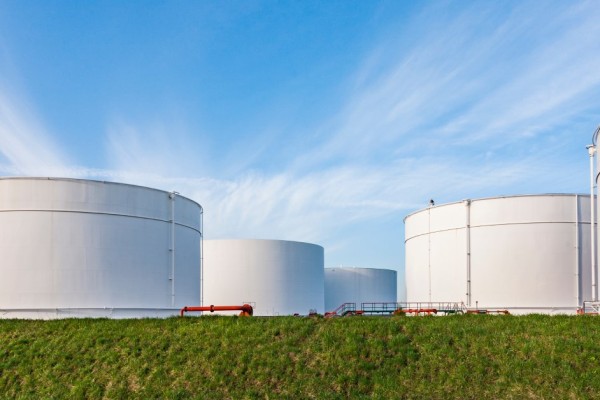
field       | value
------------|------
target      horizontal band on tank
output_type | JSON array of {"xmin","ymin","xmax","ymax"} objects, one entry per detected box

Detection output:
[
  {"xmin": 405, "ymin": 220, "xmax": 591, "ymax": 242},
  {"xmin": 0, "ymin": 308, "xmax": 183, "ymax": 311},
  {"xmin": 0, "ymin": 209, "xmax": 201, "ymax": 234},
  {"xmin": 0, "ymin": 308, "xmax": 185, "ymax": 319}
]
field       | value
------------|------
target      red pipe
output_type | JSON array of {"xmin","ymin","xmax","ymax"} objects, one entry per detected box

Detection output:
[{"xmin": 180, "ymin": 304, "xmax": 253, "ymax": 317}]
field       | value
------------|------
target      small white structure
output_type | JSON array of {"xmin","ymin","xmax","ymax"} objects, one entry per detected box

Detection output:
[
  {"xmin": 325, "ymin": 267, "xmax": 397, "ymax": 312},
  {"xmin": 404, "ymin": 194, "xmax": 593, "ymax": 314},
  {"xmin": 0, "ymin": 177, "xmax": 202, "ymax": 318},
  {"xmin": 203, "ymin": 239, "xmax": 324, "ymax": 316}
]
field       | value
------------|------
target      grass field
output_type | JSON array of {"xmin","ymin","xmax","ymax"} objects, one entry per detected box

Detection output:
[{"xmin": 1, "ymin": 315, "xmax": 600, "ymax": 399}]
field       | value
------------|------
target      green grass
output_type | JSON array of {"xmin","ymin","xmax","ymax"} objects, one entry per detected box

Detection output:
[{"xmin": 1, "ymin": 315, "xmax": 600, "ymax": 399}]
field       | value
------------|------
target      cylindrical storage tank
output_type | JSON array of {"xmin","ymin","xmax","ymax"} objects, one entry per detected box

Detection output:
[
  {"xmin": 325, "ymin": 267, "xmax": 397, "ymax": 312},
  {"xmin": 0, "ymin": 177, "xmax": 202, "ymax": 318},
  {"xmin": 404, "ymin": 194, "xmax": 592, "ymax": 314},
  {"xmin": 203, "ymin": 239, "xmax": 324, "ymax": 316}
]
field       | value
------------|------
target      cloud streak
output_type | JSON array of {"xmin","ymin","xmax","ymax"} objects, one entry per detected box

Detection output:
[
  {"xmin": 0, "ymin": 90, "xmax": 70, "ymax": 175},
  {"xmin": 300, "ymin": 1, "xmax": 600, "ymax": 167}
]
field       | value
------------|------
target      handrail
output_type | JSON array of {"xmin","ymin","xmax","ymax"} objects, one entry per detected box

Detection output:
[{"xmin": 325, "ymin": 302, "xmax": 356, "ymax": 317}]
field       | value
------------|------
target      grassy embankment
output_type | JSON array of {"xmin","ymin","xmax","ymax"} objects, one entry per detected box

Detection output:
[{"xmin": 1, "ymin": 315, "xmax": 600, "ymax": 399}]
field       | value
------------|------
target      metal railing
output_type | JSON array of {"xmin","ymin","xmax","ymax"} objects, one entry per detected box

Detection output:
[
  {"xmin": 580, "ymin": 301, "xmax": 600, "ymax": 315},
  {"xmin": 324, "ymin": 302, "xmax": 357, "ymax": 317},
  {"xmin": 325, "ymin": 301, "xmax": 469, "ymax": 317}
]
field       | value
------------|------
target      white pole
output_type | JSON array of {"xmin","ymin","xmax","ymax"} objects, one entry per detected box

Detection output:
[
  {"xmin": 575, "ymin": 195, "xmax": 581, "ymax": 306},
  {"xmin": 588, "ymin": 145, "xmax": 597, "ymax": 301},
  {"xmin": 427, "ymin": 206, "xmax": 432, "ymax": 303},
  {"xmin": 465, "ymin": 199, "xmax": 472, "ymax": 307},
  {"xmin": 200, "ymin": 206, "xmax": 204, "ymax": 308},
  {"xmin": 170, "ymin": 192, "xmax": 177, "ymax": 307}
]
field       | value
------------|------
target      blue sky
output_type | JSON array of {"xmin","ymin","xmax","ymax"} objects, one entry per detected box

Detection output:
[{"xmin": 1, "ymin": 1, "xmax": 599, "ymax": 297}]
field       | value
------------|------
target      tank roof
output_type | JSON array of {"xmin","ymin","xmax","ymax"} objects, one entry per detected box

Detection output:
[
  {"xmin": 403, "ymin": 193, "xmax": 592, "ymax": 222},
  {"xmin": 204, "ymin": 238, "xmax": 324, "ymax": 250},
  {"xmin": 0, "ymin": 176, "xmax": 202, "ymax": 209},
  {"xmin": 325, "ymin": 266, "xmax": 397, "ymax": 273}
]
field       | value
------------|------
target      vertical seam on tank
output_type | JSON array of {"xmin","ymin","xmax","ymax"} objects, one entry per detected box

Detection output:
[{"xmin": 428, "ymin": 207, "xmax": 432, "ymax": 303}]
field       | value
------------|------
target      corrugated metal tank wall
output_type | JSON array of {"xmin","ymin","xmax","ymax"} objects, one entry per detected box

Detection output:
[
  {"xmin": 203, "ymin": 239, "xmax": 324, "ymax": 316},
  {"xmin": 404, "ymin": 194, "xmax": 592, "ymax": 314},
  {"xmin": 324, "ymin": 267, "xmax": 397, "ymax": 312},
  {"xmin": 0, "ymin": 177, "xmax": 202, "ymax": 318}
]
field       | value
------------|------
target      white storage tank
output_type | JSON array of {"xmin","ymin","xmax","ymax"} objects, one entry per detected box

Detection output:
[
  {"xmin": 325, "ymin": 267, "xmax": 397, "ymax": 312},
  {"xmin": 203, "ymin": 239, "xmax": 324, "ymax": 316},
  {"xmin": 0, "ymin": 177, "xmax": 202, "ymax": 318},
  {"xmin": 404, "ymin": 194, "xmax": 593, "ymax": 314}
]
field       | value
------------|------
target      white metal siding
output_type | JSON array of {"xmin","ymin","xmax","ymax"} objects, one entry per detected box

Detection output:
[
  {"xmin": 0, "ymin": 177, "xmax": 202, "ymax": 318},
  {"xmin": 324, "ymin": 267, "xmax": 397, "ymax": 311},
  {"xmin": 404, "ymin": 195, "xmax": 593, "ymax": 314},
  {"xmin": 203, "ymin": 239, "xmax": 324, "ymax": 316}
]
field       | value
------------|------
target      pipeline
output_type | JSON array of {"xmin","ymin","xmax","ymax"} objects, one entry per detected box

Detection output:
[
  {"xmin": 466, "ymin": 309, "xmax": 510, "ymax": 315},
  {"xmin": 180, "ymin": 304, "xmax": 253, "ymax": 317}
]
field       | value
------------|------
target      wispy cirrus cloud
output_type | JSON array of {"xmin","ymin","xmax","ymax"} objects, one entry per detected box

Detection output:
[
  {"xmin": 0, "ymin": 90, "xmax": 70, "ymax": 176},
  {"xmin": 300, "ymin": 1, "xmax": 600, "ymax": 167},
  {"xmin": 93, "ymin": 147, "xmax": 559, "ymax": 249}
]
